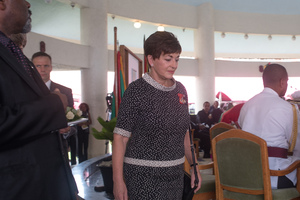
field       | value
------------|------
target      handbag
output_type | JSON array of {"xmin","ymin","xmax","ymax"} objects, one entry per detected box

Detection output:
[
  {"xmin": 182, "ymin": 126, "xmax": 199, "ymax": 200},
  {"xmin": 183, "ymin": 171, "xmax": 195, "ymax": 200}
]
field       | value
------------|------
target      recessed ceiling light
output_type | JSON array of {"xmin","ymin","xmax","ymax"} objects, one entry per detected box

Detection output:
[
  {"xmin": 134, "ymin": 22, "xmax": 141, "ymax": 29},
  {"xmin": 157, "ymin": 25, "xmax": 164, "ymax": 31}
]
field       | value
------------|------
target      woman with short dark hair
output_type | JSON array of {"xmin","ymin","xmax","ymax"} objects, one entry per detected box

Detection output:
[{"xmin": 112, "ymin": 31, "xmax": 201, "ymax": 200}]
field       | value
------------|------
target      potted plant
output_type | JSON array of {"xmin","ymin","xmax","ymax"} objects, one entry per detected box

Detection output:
[
  {"xmin": 91, "ymin": 116, "xmax": 115, "ymax": 142},
  {"xmin": 91, "ymin": 117, "xmax": 116, "ymax": 196}
]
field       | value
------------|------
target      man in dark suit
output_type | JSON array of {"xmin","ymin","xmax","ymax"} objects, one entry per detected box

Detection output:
[
  {"xmin": 195, "ymin": 101, "xmax": 213, "ymax": 158},
  {"xmin": 31, "ymin": 52, "xmax": 74, "ymax": 107},
  {"xmin": 32, "ymin": 51, "xmax": 77, "ymax": 165},
  {"xmin": 0, "ymin": 1, "xmax": 77, "ymax": 199},
  {"xmin": 211, "ymin": 101, "xmax": 223, "ymax": 124}
]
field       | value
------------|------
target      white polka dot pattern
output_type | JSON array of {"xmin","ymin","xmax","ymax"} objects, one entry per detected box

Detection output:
[{"xmin": 115, "ymin": 73, "xmax": 190, "ymax": 199}]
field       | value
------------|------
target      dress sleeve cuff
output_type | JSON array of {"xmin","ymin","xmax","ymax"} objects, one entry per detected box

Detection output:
[{"xmin": 114, "ymin": 127, "xmax": 131, "ymax": 137}]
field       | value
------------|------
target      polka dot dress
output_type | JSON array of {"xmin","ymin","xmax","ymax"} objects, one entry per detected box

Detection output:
[{"xmin": 114, "ymin": 73, "xmax": 190, "ymax": 200}]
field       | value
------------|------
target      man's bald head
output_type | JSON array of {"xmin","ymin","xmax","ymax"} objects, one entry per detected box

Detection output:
[{"xmin": 263, "ymin": 64, "xmax": 288, "ymax": 97}]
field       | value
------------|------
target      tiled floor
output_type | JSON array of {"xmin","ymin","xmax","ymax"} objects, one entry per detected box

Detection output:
[
  {"xmin": 72, "ymin": 154, "xmax": 114, "ymax": 200},
  {"xmin": 72, "ymin": 153, "xmax": 213, "ymax": 200}
]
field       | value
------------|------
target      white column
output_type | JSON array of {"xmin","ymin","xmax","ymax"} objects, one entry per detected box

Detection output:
[
  {"xmin": 80, "ymin": 0, "xmax": 108, "ymax": 157},
  {"xmin": 194, "ymin": 3, "xmax": 216, "ymax": 112}
]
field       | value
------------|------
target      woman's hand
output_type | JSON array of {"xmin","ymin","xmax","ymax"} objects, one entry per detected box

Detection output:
[
  {"xmin": 190, "ymin": 168, "xmax": 202, "ymax": 193},
  {"xmin": 113, "ymin": 179, "xmax": 128, "ymax": 200},
  {"xmin": 184, "ymin": 130, "xmax": 202, "ymax": 193}
]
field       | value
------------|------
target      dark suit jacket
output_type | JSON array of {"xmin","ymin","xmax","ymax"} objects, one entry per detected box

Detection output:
[
  {"xmin": 0, "ymin": 43, "xmax": 77, "ymax": 199},
  {"xmin": 50, "ymin": 81, "xmax": 74, "ymax": 108},
  {"xmin": 212, "ymin": 108, "xmax": 223, "ymax": 124}
]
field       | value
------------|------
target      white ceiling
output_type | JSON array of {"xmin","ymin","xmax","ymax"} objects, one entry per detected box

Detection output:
[
  {"xmin": 162, "ymin": 0, "xmax": 300, "ymax": 15},
  {"xmin": 27, "ymin": 0, "xmax": 300, "ymax": 59},
  {"xmin": 28, "ymin": 0, "xmax": 300, "ymax": 42},
  {"xmin": 28, "ymin": 0, "xmax": 80, "ymax": 41}
]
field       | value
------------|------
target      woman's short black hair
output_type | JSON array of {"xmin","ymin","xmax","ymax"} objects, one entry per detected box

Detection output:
[{"xmin": 144, "ymin": 31, "xmax": 182, "ymax": 61}]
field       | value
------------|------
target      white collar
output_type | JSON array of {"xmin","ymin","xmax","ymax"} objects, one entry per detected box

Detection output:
[
  {"xmin": 263, "ymin": 87, "xmax": 279, "ymax": 96},
  {"xmin": 45, "ymin": 80, "xmax": 51, "ymax": 89},
  {"xmin": 143, "ymin": 73, "xmax": 176, "ymax": 91}
]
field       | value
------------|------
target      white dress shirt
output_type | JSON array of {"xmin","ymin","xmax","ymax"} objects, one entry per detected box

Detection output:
[
  {"xmin": 238, "ymin": 87, "xmax": 300, "ymax": 189},
  {"xmin": 45, "ymin": 80, "xmax": 51, "ymax": 90}
]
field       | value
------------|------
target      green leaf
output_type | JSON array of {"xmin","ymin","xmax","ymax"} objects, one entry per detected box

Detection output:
[
  {"xmin": 91, "ymin": 117, "xmax": 117, "ymax": 142},
  {"xmin": 66, "ymin": 106, "xmax": 73, "ymax": 113},
  {"xmin": 97, "ymin": 117, "xmax": 117, "ymax": 132}
]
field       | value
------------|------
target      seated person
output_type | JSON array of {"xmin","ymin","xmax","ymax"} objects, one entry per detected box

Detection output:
[
  {"xmin": 195, "ymin": 101, "xmax": 213, "ymax": 158},
  {"xmin": 211, "ymin": 101, "xmax": 223, "ymax": 124},
  {"xmin": 238, "ymin": 64, "xmax": 300, "ymax": 189}
]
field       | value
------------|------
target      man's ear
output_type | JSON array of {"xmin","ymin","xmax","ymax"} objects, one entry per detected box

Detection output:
[
  {"xmin": 0, "ymin": 0, "xmax": 6, "ymax": 10},
  {"xmin": 279, "ymin": 78, "xmax": 286, "ymax": 90}
]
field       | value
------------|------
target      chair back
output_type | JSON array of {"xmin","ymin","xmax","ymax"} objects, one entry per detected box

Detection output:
[
  {"xmin": 210, "ymin": 122, "xmax": 235, "ymax": 141},
  {"xmin": 212, "ymin": 129, "xmax": 272, "ymax": 200},
  {"xmin": 210, "ymin": 122, "xmax": 235, "ymax": 161}
]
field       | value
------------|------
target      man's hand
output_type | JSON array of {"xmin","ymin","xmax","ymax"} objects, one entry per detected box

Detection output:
[
  {"xmin": 199, "ymin": 124, "xmax": 205, "ymax": 130},
  {"xmin": 53, "ymin": 88, "xmax": 68, "ymax": 110},
  {"xmin": 59, "ymin": 126, "xmax": 71, "ymax": 134}
]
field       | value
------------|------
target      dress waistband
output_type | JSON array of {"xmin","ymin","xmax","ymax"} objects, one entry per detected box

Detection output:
[
  {"xmin": 267, "ymin": 147, "xmax": 288, "ymax": 158},
  {"xmin": 124, "ymin": 156, "xmax": 185, "ymax": 167}
]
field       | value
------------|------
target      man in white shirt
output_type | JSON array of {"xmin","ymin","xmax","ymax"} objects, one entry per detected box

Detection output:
[{"xmin": 238, "ymin": 63, "xmax": 300, "ymax": 189}]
